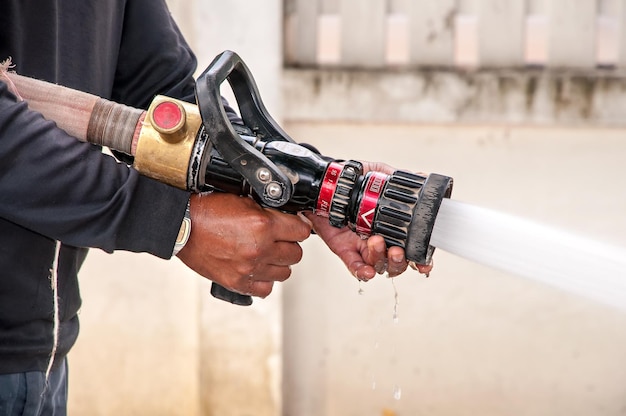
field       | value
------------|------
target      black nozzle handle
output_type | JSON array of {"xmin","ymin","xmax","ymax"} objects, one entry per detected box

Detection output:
[
  {"xmin": 210, "ymin": 283, "xmax": 253, "ymax": 306},
  {"xmin": 195, "ymin": 50, "xmax": 293, "ymax": 208},
  {"xmin": 196, "ymin": 50, "xmax": 299, "ymax": 306}
]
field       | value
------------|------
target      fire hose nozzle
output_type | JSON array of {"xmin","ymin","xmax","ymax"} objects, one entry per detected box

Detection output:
[
  {"xmin": 347, "ymin": 168, "xmax": 453, "ymax": 266},
  {"xmin": 6, "ymin": 52, "xmax": 454, "ymax": 306}
]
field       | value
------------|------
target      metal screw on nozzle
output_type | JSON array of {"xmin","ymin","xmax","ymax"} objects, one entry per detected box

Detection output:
[
  {"xmin": 257, "ymin": 168, "xmax": 271, "ymax": 183},
  {"xmin": 266, "ymin": 182, "xmax": 283, "ymax": 199}
]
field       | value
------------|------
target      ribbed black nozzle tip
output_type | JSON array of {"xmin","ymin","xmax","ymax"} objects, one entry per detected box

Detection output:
[
  {"xmin": 372, "ymin": 172, "xmax": 453, "ymax": 266},
  {"xmin": 405, "ymin": 173, "xmax": 453, "ymax": 265}
]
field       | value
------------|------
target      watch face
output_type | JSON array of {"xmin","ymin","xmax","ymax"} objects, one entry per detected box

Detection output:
[
  {"xmin": 173, "ymin": 202, "xmax": 192, "ymax": 255},
  {"xmin": 176, "ymin": 217, "xmax": 191, "ymax": 246}
]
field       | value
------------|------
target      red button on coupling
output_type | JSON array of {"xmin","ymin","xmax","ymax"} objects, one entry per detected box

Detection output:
[{"xmin": 151, "ymin": 100, "xmax": 186, "ymax": 135}]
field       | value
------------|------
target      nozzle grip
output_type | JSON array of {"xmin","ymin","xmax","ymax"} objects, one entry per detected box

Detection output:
[
  {"xmin": 196, "ymin": 50, "xmax": 300, "ymax": 306},
  {"xmin": 210, "ymin": 283, "xmax": 253, "ymax": 306},
  {"xmin": 405, "ymin": 173, "xmax": 453, "ymax": 264},
  {"xmin": 195, "ymin": 50, "xmax": 293, "ymax": 208}
]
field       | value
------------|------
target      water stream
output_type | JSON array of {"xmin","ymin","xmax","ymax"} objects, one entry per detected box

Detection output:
[{"xmin": 430, "ymin": 198, "xmax": 626, "ymax": 311}]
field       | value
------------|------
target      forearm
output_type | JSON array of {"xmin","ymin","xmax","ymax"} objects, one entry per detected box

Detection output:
[{"xmin": 0, "ymin": 81, "xmax": 188, "ymax": 258}]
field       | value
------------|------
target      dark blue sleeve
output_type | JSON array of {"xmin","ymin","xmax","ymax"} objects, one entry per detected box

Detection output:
[
  {"xmin": 112, "ymin": 0, "xmax": 197, "ymax": 107},
  {"xmin": 112, "ymin": 0, "xmax": 243, "ymax": 121}
]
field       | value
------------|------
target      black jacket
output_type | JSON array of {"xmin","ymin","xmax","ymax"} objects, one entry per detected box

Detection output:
[{"xmin": 0, "ymin": 0, "xmax": 195, "ymax": 373}]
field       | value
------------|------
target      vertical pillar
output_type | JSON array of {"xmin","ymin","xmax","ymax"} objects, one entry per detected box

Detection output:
[{"xmin": 547, "ymin": 0, "xmax": 597, "ymax": 68}]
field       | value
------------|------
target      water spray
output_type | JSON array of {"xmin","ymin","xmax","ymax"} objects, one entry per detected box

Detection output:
[
  {"xmin": 431, "ymin": 199, "xmax": 626, "ymax": 312},
  {"xmin": 4, "ymin": 51, "xmax": 453, "ymax": 306}
]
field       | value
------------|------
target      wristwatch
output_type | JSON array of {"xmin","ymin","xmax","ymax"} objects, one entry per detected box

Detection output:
[{"xmin": 173, "ymin": 198, "xmax": 192, "ymax": 256}]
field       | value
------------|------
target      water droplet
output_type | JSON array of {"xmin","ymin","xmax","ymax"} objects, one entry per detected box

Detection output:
[
  {"xmin": 391, "ymin": 277, "xmax": 399, "ymax": 323},
  {"xmin": 393, "ymin": 385, "xmax": 402, "ymax": 400}
]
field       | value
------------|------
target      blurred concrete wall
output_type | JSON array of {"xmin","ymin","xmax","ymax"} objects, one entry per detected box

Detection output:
[
  {"xmin": 68, "ymin": 1, "xmax": 626, "ymax": 415},
  {"xmin": 282, "ymin": 122, "xmax": 626, "ymax": 416}
]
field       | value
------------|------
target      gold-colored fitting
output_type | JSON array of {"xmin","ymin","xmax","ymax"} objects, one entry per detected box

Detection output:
[
  {"xmin": 134, "ymin": 96, "xmax": 202, "ymax": 189},
  {"xmin": 149, "ymin": 99, "xmax": 187, "ymax": 139}
]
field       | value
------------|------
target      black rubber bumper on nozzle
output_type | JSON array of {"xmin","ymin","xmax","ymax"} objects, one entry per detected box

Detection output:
[
  {"xmin": 405, "ymin": 173, "xmax": 453, "ymax": 264},
  {"xmin": 373, "ymin": 172, "xmax": 453, "ymax": 266}
]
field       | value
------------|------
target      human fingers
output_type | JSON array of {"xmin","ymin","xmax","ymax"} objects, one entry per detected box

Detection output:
[
  {"xmin": 237, "ymin": 262, "xmax": 298, "ymax": 298},
  {"xmin": 352, "ymin": 263, "xmax": 377, "ymax": 281},
  {"xmin": 364, "ymin": 236, "xmax": 410, "ymax": 277},
  {"xmin": 244, "ymin": 263, "xmax": 295, "ymax": 283},
  {"xmin": 244, "ymin": 279, "xmax": 275, "ymax": 298},
  {"xmin": 216, "ymin": 262, "xmax": 293, "ymax": 297},
  {"xmin": 360, "ymin": 160, "xmax": 396, "ymax": 175},
  {"xmin": 366, "ymin": 235, "xmax": 388, "ymax": 274},
  {"xmin": 409, "ymin": 260, "xmax": 433, "ymax": 276},
  {"xmin": 257, "ymin": 240, "xmax": 304, "ymax": 270},
  {"xmin": 264, "ymin": 208, "xmax": 312, "ymax": 242},
  {"xmin": 386, "ymin": 245, "xmax": 408, "ymax": 277}
]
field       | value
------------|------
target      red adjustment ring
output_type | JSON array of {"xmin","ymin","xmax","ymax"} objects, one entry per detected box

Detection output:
[
  {"xmin": 316, "ymin": 162, "xmax": 343, "ymax": 217},
  {"xmin": 355, "ymin": 172, "xmax": 388, "ymax": 236}
]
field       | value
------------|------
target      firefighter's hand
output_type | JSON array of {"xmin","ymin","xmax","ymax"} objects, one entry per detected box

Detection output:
[
  {"xmin": 177, "ymin": 193, "xmax": 311, "ymax": 297},
  {"xmin": 304, "ymin": 161, "xmax": 433, "ymax": 280}
]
